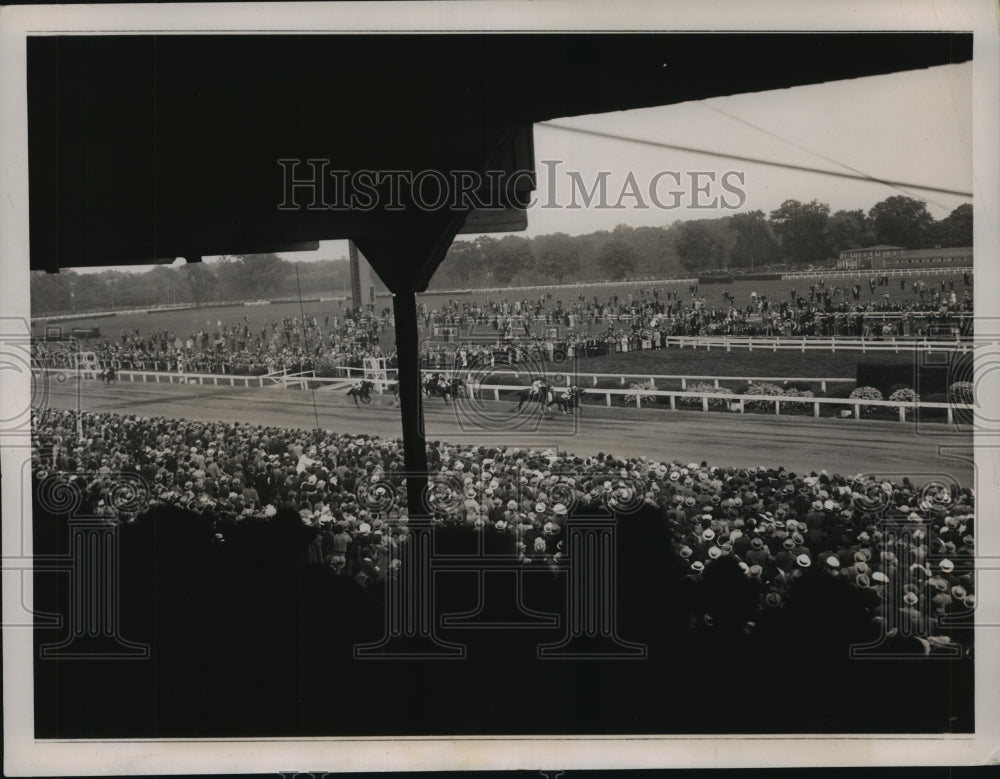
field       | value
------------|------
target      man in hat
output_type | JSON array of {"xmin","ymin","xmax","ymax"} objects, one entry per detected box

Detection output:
[
  {"xmin": 745, "ymin": 536, "xmax": 770, "ymax": 568},
  {"xmin": 803, "ymin": 500, "xmax": 828, "ymax": 554}
]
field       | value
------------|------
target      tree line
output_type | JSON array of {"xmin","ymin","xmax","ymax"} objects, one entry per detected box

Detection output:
[
  {"xmin": 29, "ymin": 254, "xmax": 377, "ymax": 316},
  {"xmin": 430, "ymin": 197, "xmax": 971, "ymax": 288}
]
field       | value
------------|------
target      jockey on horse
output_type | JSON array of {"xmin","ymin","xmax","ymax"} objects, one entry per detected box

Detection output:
[
  {"xmin": 516, "ymin": 377, "xmax": 552, "ymax": 412},
  {"xmin": 424, "ymin": 372, "xmax": 453, "ymax": 403},
  {"xmin": 347, "ymin": 379, "xmax": 375, "ymax": 406},
  {"xmin": 550, "ymin": 384, "xmax": 585, "ymax": 415}
]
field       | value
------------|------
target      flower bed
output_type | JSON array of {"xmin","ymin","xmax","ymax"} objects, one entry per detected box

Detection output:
[{"xmin": 849, "ymin": 385, "xmax": 883, "ymax": 416}]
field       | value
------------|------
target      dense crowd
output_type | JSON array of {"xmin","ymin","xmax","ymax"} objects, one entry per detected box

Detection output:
[
  {"xmin": 420, "ymin": 277, "xmax": 973, "ymax": 343},
  {"xmin": 32, "ymin": 406, "xmax": 974, "ymax": 653},
  {"xmin": 31, "ymin": 273, "xmax": 973, "ymax": 377},
  {"xmin": 33, "ymin": 308, "xmax": 397, "ymax": 375}
]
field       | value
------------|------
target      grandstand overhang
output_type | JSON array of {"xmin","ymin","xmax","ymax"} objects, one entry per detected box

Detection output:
[{"xmin": 27, "ymin": 32, "xmax": 971, "ymax": 288}]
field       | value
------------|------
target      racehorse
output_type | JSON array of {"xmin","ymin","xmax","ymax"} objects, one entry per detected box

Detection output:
[
  {"xmin": 423, "ymin": 375, "xmax": 466, "ymax": 404},
  {"xmin": 446, "ymin": 377, "xmax": 467, "ymax": 400},
  {"xmin": 549, "ymin": 386, "xmax": 585, "ymax": 415},
  {"xmin": 516, "ymin": 382, "xmax": 553, "ymax": 412},
  {"xmin": 346, "ymin": 380, "xmax": 375, "ymax": 406},
  {"xmin": 99, "ymin": 365, "xmax": 117, "ymax": 385}
]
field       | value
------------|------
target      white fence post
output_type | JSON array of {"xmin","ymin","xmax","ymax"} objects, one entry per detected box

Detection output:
[
  {"xmin": 813, "ymin": 402, "xmax": 820, "ymax": 418},
  {"xmin": 701, "ymin": 397, "xmax": 708, "ymax": 412}
]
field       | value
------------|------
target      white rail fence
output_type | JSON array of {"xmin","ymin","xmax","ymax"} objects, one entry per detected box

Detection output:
[
  {"xmin": 404, "ymin": 367, "xmax": 852, "ymax": 393},
  {"xmin": 37, "ymin": 368, "xmax": 973, "ymax": 425},
  {"xmin": 454, "ymin": 384, "xmax": 971, "ymax": 425},
  {"xmin": 783, "ymin": 267, "xmax": 972, "ymax": 280},
  {"xmin": 658, "ymin": 335, "xmax": 971, "ymax": 353}
]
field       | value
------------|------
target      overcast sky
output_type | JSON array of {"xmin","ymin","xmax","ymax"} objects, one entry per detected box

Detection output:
[{"xmin": 78, "ymin": 61, "xmax": 971, "ymax": 273}]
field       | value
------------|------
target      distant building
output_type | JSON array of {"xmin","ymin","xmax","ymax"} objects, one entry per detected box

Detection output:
[
  {"xmin": 836, "ymin": 245, "xmax": 904, "ymax": 270},
  {"xmin": 836, "ymin": 245, "xmax": 972, "ymax": 270},
  {"xmin": 875, "ymin": 246, "xmax": 973, "ymax": 269}
]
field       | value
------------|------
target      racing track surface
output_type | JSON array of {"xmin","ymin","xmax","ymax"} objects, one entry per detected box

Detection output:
[{"xmin": 38, "ymin": 379, "xmax": 975, "ymax": 486}]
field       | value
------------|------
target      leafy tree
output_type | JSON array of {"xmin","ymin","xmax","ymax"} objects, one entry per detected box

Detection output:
[
  {"xmin": 769, "ymin": 199, "xmax": 831, "ymax": 266},
  {"xmin": 674, "ymin": 221, "xmax": 724, "ymax": 273},
  {"xmin": 630, "ymin": 225, "xmax": 685, "ymax": 277},
  {"xmin": 824, "ymin": 209, "xmax": 874, "ymax": 254},
  {"xmin": 148, "ymin": 266, "xmax": 183, "ymax": 306},
  {"xmin": 30, "ymin": 271, "xmax": 67, "ymax": 315},
  {"xmin": 868, "ymin": 195, "xmax": 934, "ymax": 248},
  {"xmin": 598, "ymin": 238, "xmax": 638, "ymax": 280},
  {"xmin": 71, "ymin": 272, "xmax": 112, "ymax": 312},
  {"xmin": 727, "ymin": 210, "xmax": 779, "ymax": 270},
  {"xmin": 180, "ymin": 262, "xmax": 219, "ymax": 307},
  {"xmin": 533, "ymin": 232, "xmax": 580, "ymax": 284},
  {"xmin": 490, "ymin": 235, "xmax": 534, "ymax": 285},
  {"xmin": 214, "ymin": 256, "xmax": 248, "ymax": 299},
  {"xmin": 926, "ymin": 202, "xmax": 972, "ymax": 247},
  {"xmin": 435, "ymin": 239, "xmax": 486, "ymax": 288},
  {"xmin": 237, "ymin": 253, "xmax": 291, "ymax": 299}
]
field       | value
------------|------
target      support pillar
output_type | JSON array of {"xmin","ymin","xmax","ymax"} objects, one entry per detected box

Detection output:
[{"xmin": 355, "ymin": 290, "xmax": 463, "ymax": 659}]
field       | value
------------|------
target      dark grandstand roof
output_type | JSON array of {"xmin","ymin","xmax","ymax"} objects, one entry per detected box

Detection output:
[{"xmin": 28, "ymin": 32, "xmax": 971, "ymax": 292}]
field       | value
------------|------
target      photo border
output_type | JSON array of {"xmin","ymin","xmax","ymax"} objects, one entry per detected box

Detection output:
[{"xmin": 3, "ymin": 0, "xmax": 999, "ymax": 774}]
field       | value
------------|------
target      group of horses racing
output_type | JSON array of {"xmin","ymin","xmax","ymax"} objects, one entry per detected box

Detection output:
[
  {"xmin": 346, "ymin": 373, "xmax": 467, "ymax": 407},
  {"xmin": 515, "ymin": 380, "xmax": 586, "ymax": 415},
  {"xmin": 346, "ymin": 373, "xmax": 586, "ymax": 416}
]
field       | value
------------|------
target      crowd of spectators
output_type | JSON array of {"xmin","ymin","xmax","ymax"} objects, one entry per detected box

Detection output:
[
  {"xmin": 31, "ymin": 274, "xmax": 973, "ymax": 376},
  {"xmin": 33, "ymin": 308, "xmax": 396, "ymax": 375},
  {"xmin": 32, "ymin": 406, "xmax": 974, "ymax": 654},
  {"xmin": 421, "ymin": 277, "xmax": 972, "ymax": 343}
]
